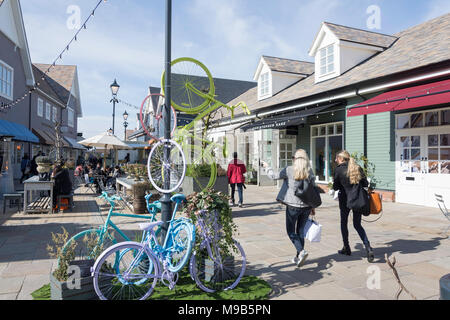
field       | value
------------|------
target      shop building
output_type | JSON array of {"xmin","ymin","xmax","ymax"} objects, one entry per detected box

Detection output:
[{"xmin": 210, "ymin": 13, "xmax": 450, "ymax": 207}]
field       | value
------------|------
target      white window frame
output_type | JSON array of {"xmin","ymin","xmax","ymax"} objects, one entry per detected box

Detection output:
[
  {"xmin": 52, "ymin": 106, "xmax": 58, "ymax": 123},
  {"xmin": 45, "ymin": 103, "xmax": 51, "ymax": 120},
  {"xmin": 396, "ymin": 106, "xmax": 450, "ymax": 129},
  {"xmin": 0, "ymin": 60, "xmax": 14, "ymax": 100},
  {"xmin": 310, "ymin": 121, "xmax": 344, "ymax": 183},
  {"xmin": 259, "ymin": 72, "xmax": 270, "ymax": 97},
  {"xmin": 68, "ymin": 107, "xmax": 74, "ymax": 128},
  {"xmin": 37, "ymin": 98, "xmax": 44, "ymax": 117},
  {"xmin": 319, "ymin": 44, "xmax": 335, "ymax": 77}
]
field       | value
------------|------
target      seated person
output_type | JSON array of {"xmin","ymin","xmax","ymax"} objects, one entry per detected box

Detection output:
[
  {"xmin": 52, "ymin": 165, "xmax": 73, "ymax": 208},
  {"xmin": 74, "ymin": 164, "xmax": 84, "ymax": 177}
]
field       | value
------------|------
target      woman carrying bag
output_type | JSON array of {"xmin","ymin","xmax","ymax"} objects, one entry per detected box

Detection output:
[
  {"xmin": 333, "ymin": 150, "xmax": 374, "ymax": 262},
  {"xmin": 262, "ymin": 149, "xmax": 318, "ymax": 268}
]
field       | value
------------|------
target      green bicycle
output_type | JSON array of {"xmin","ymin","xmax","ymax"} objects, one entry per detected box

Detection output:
[{"xmin": 161, "ymin": 57, "xmax": 250, "ymax": 191}]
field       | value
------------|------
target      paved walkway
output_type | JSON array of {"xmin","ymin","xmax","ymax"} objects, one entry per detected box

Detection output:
[{"xmin": 0, "ymin": 185, "xmax": 449, "ymax": 300}]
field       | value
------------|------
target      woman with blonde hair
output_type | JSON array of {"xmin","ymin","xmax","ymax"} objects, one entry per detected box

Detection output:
[
  {"xmin": 262, "ymin": 149, "xmax": 317, "ymax": 268},
  {"xmin": 333, "ymin": 150, "xmax": 374, "ymax": 262}
]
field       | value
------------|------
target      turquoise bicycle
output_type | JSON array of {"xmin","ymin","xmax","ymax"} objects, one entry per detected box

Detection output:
[
  {"xmin": 91, "ymin": 194, "xmax": 195, "ymax": 300},
  {"xmin": 60, "ymin": 192, "xmax": 162, "ymax": 264}
]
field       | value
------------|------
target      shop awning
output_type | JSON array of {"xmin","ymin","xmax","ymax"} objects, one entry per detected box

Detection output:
[
  {"xmin": 64, "ymin": 136, "xmax": 87, "ymax": 150},
  {"xmin": 0, "ymin": 120, "xmax": 39, "ymax": 143},
  {"xmin": 32, "ymin": 128, "xmax": 53, "ymax": 145},
  {"xmin": 241, "ymin": 103, "xmax": 340, "ymax": 132},
  {"xmin": 42, "ymin": 128, "xmax": 71, "ymax": 148},
  {"xmin": 347, "ymin": 78, "xmax": 450, "ymax": 117}
]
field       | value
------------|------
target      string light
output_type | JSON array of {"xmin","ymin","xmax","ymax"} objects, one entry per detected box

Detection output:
[{"xmin": 1, "ymin": 0, "xmax": 106, "ymax": 111}]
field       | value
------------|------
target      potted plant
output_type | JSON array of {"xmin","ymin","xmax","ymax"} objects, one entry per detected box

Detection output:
[
  {"xmin": 131, "ymin": 181, "xmax": 153, "ymax": 214},
  {"xmin": 182, "ymin": 163, "xmax": 229, "ymax": 194},
  {"xmin": 181, "ymin": 189, "xmax": 238, "ymax": 265},
  {"xmin": 46, "ymin": 228, "xmax": 104, "ymax": 300}
]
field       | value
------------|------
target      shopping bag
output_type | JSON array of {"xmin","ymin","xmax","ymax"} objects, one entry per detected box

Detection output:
[{"xmin": 304, "ymin": 218, "xmax": 322, "ymax": 242}]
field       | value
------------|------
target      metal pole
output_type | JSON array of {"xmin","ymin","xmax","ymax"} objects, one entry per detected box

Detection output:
[
  {"xmin": 160, "ymin": 0, "xmax": 172, "ymax": 242},
  {"xmin": 112, "ymin": 99, "xmax": 116, "ymax": 134}
]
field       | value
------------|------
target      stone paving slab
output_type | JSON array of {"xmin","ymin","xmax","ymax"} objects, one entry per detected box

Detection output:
[{"xmin": 0, "ymin": 184, "xmax": 449, "ymax": 300}]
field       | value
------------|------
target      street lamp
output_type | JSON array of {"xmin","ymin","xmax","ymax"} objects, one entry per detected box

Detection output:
[
  {"xmin": 123, "ymin": 110, "xmax": 129, "ymax": 141},
  {"xmin": 110, "ymin": 79, "xmax": 120, "ymax": 134}
]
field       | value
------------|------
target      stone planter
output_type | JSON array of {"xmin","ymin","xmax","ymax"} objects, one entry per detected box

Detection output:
[
  {"xmin": 50, "ymin": 260, "xmax": 97, "ymax": 300},
  {"xmin": 181, "ymin": 176, "xmax": 229, "ymax": 195}
]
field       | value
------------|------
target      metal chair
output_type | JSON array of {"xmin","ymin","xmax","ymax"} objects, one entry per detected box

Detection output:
[{"xmin": 435, "ymin": 194, "xmax": 450, "ymax": 237}]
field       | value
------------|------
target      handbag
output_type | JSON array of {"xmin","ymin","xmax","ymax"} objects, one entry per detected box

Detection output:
[
  {"xmin": 295, "ymin": 177, "xmax": 322, "ymax": 208},
  {"xmin": 369, "ymin": 191, "xmax": 383, "ymax": 215},
  {"xmin": 347, "ymin": 181, "xmax": 370, "ymax": 216},
  {"xmin": 304, "ymin": 218, "xmax": 322, "ymax": 242}
]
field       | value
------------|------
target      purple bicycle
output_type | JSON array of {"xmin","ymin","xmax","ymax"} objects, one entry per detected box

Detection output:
[{"xmin": 189, "ymin": 210, "xmax": 246, "ymax": 293}]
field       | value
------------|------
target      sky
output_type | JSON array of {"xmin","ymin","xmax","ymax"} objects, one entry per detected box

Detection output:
[{"xmin": 19, "ymin": 0, "xmax": 450, "ymax": 140}]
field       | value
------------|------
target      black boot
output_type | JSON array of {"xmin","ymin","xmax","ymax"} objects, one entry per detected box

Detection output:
[
  {"xmin": 338, "ymin": 245, "xmax": 351, "ymax": 256},
  {"xmin": 365, "ymin": 244, "xmax": 374, "ymax": 262}
]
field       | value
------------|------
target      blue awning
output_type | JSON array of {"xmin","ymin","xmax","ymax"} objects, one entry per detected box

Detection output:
[{"xmin": 0, "ymin": 120, "xmax": 39, "ymax": 143}]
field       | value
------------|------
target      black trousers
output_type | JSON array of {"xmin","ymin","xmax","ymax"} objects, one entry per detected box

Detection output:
[
  {"xmin": 286, "ymin": 205, "xmax": 312, "ymax": 254},
  {"xmin": 230, "ymin": 183, "xmax": 244, "ymax": 204},
  {"xmin": 338, "ymin": 192, "xmax": 370, "ymax": 248}
]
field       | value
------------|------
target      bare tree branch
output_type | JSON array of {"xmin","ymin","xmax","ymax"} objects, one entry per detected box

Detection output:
[{"xmin": 385, "ymin": 253, "xmax": 417, "ymax": 300}]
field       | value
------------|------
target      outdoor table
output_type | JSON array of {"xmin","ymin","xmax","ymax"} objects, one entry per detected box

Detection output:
[
  {"xmin": 23, "ymin": 175, "xmax": 54, "ymax": 214},
  {"xmin": 116, "ymin": 177, "xmax": 147, "ymax": 213}
]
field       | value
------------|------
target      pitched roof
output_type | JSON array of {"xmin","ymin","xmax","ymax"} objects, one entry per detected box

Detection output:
[
  {"xmin": 324, "ymin": 22, "xmax": 398, "ymax": 48},
  {"xmin": 33, "ymin": 64, "xmax": 77, "ymax": 105},
  {"xmin": 171, "ymin": 73, "xmax": 256, "ymax": 107},
  {"xmin": 262, "ymin": 56, "xmax": 314, "ymax": 75},
  {"xmin": 221, "ymin": 13, "xmax": 450, "ymax": 121},
  {"xmin": 32, "ymin": 65, "xmax": 64, "ymax": 106}
]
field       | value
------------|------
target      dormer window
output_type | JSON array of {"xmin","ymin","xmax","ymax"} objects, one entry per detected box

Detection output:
[
  {"xmin": 319, "ymin": 44, "xmax": 335, "ymax": 76},
  {"xmin": 260, "ymin": 72, "xmax": 270, "ymax": 96}
]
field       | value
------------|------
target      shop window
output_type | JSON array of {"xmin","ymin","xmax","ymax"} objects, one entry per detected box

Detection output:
[
  {"xmin": 425, "ymin": 111, "xmax": 439, "ymax": 127},
  {"xmin": 442, "ymin": 110, "xmax": 450, "ymax": 126},
  {"xmin": 311, "ymin": 122, "xmax": 343, "ymax": 182},
  {"xmin": 397, "ymin": 114, "xmax": 409, "ymax": 129},
  {"xmin": 410, "ymin": 113, "xmax": 423, "ymax": 128}
]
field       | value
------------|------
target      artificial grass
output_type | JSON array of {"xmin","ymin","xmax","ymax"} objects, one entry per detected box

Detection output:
[{"xmin": 31, "ymin": 273, "xmax": 272, "ymax": 300}]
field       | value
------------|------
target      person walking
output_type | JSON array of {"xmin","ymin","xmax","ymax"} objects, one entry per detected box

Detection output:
[
  {"xmin": 227, "ymin": 152, "xmax": 246, "ymax": 207},
  {"xmin": 20, "ymin": 153, "xmax": 31, "ymax": 183},
  {"xmin": 262, "ymin": 149, "xmax": 316, "ymax": 268},
  {"xmin": 333, "ymin": 150, "xmax": 374, "ymax": 262}
]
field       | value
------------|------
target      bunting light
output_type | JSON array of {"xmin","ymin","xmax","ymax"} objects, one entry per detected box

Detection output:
[{"xmin": 0, "ymin": 0, "xmax": 107, "ymax": 111}]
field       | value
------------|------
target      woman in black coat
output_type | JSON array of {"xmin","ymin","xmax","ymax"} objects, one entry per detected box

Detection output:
[{"xmin": 333, "ymin": 150, "xmax": 374, "ymax": 262}]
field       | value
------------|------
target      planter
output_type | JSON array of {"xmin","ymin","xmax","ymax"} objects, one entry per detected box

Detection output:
[
  {"xmin": 181, "ymin": 176, "xmax": 229, "ymax": 195},
  {"xmin": 50, "ymin": 260, "xmax": 98, "ymax": 300}
]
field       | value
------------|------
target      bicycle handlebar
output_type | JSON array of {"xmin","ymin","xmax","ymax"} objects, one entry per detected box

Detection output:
[{"xmin": 98, "ymin": 191, "xmax": 122, "ymax": 203}]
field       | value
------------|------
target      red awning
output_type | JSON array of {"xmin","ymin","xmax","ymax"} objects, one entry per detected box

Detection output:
[{"xmin": 347, "ymin": 78, "xmax": 450, "ymax": 117}]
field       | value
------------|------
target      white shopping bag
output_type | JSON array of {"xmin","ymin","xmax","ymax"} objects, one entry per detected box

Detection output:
[
  {"xmin": 333, "ymin": 190, "xmax": 340, "ymax": 201},
  {"xmin": 304, "ymin": 218, "xmax": 322, "ymax": 242}
]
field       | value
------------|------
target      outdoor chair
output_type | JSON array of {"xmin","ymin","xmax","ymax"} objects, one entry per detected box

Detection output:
[
  {"xmin": 435, "ymin": 194, "xmax": 450, "ymax": 237},
  {"xmin": 83, "ymin": 174, "xmax": 98, "ymax": 194}
]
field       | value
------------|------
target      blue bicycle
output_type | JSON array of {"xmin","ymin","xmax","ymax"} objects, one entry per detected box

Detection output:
[
  {"xmin": 60, "ymin": 192, "xmax": 162, "ymax": 265},
  {"xmin": 91, "ymin": 194, "xmax": 195, "ymax": 300}
]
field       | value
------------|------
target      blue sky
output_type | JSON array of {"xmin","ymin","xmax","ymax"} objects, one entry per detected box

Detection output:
[{"xmin": 20, "ymin": 0, "xmax": 450, "ymax": 139}]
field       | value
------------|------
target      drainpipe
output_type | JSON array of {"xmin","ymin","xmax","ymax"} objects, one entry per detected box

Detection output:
[{"xmin": 28, "ymin": 91, "xmax": 32, "ymax": 156}]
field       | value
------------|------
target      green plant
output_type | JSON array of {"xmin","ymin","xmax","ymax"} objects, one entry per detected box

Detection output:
[
  {"xmin": 186, "ymin": 163, "xmax": 213, "ymax": 178},
  {"xmin": 181, "ymin": 189, "xmax": 238, "ymax": 257},
  {"xmin": 36, "ymin": 156, "xmax": 52, "ymax": 164},
  {"xmin": 350, "ymin": 152, "xmax": 379, "ymax": 189},
  {"xmin": 46, "ymin": 227, "xmax": 77, "ymax": 282}
]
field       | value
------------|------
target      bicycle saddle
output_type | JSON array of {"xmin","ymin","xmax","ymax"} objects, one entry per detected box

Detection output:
[
  {"xmin": 170, "ymin": 194, "xmax": 186, "ymax": 204},
  {"xmin": 139, "ymin": 221, "xmax": 164, "ymax": 232}
]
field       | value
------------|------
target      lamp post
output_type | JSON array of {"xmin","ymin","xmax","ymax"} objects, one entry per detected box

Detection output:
[
  {"xmin": 123, "ymin": 110, "xmax": 129, "ymax": 141},
  {"xmin": 110, "ymin": 79, "xmax": 120, "ymax": 134},
  {"xmin": 160, "ymin": 0, "xmax": 172, "ymax": 241}
]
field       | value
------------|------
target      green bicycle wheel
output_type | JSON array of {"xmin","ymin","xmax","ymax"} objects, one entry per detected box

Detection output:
[{"xmin": 161, "ymin": 57, "xmax": 215, "ymax": 114}]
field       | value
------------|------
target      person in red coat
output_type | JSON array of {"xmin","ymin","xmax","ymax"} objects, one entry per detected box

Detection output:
[{"xmin": 227, "ymin": 152, "xmax": 247, "ymax": 207}]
